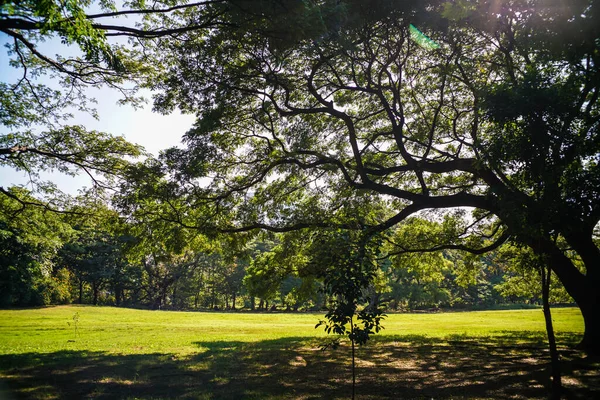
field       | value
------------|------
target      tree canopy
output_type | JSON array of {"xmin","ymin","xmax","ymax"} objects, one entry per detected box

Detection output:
[
  {"xmin": 0, "ymin": 1, "xmax": 141, "ymax": 206},
  {"xmin": 0, "ymin": 0, "xmax": 235, "ymax": 206},
  {"xmin": 119, "ymin": 0, "xmax": 600, "ymax": 354}
]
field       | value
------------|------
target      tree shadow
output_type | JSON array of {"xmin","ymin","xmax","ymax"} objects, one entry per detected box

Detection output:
[{"xmin": 0, "ymin": 333, "xmax": 598, "ymax": 399}]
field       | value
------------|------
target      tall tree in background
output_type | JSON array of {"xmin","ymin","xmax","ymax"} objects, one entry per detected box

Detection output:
[{"xmin": 130, "ymin": 0, "xmax": 600, "ymax": 354}]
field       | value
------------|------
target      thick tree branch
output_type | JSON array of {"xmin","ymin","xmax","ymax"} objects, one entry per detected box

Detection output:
[{"xmin": 385, "ymin": 230, "xmax": 511, "ymax": 258}]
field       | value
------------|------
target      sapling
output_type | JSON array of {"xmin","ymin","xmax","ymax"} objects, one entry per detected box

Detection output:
[
  {"xmin": 311, "ymin": 230, "xmax": 386, "ymax": 400},
  {"xmin": 67, "ymin": 312, "xmax": 80, "ymax": 341}
]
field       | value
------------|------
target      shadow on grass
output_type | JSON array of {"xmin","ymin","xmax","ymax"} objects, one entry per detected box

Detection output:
[{"xmin": 1, "ymin": 333, "xmax": 598, "ymax": 399}]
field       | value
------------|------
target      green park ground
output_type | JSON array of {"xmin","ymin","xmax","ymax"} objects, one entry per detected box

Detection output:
[{"xmin": 0, "ymin": 306, "xmax": 598, "ymax": 399}]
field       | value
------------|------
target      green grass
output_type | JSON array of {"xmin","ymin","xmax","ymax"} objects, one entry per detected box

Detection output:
[
  {"xmin": 0, "ymin": 306, "xmax": 328, "ymax": 356},
  {"xmin": 0, "ymin": 306, "xmax": 584, "ymax": 355},
  {"xmin": 0, "ymin": 306, "xmax": 597, "ymax": 399}
]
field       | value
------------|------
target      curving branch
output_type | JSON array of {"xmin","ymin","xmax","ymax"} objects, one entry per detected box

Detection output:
[
  {"xmin": 384, "ymin": 230, "xmax": 511, "ymax": 258},
  {"xmin": 0, "ymin": 187, "xmax": 83, "ymax": 215}
]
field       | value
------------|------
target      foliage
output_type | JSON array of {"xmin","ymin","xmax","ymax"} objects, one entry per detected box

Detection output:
[
  {"xmin": 242, "ymin": 234, "xmax": 316, "ymax": 310},
  {"xmin": 312, "ymin": 230, "xmax": 386, "ymax": 344},
  {"xmin": 244, "ymin": 251, "xmax": 284, "ymax": 305},
  {"xmin": 0, "ymin": 219, "xmax": 47, "ymax": 306},
  {"xmin": 0, "ymin": 183, "xmax": 575, "ymax": 313},
  {"xmin": 131, "ymin": 0, "xmax": 600, "ymax": 353},
  {"xmin": 0, "ymin": 188, "xmax": 73, "ymax": 306},
  {"xmin": 0, "ymin": 0, "xmax": 150, "ymax": 207},
  {"xmin": 490, "ymin": 245, "xmax": 574, "ymax": 305}
]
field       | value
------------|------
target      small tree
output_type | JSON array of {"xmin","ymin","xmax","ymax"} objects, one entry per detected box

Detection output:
[{"xmin": 311, "ymin": 230, "xmax": 386, "ymax": 400}]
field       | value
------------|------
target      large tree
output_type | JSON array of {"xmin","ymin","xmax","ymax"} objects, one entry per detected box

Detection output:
[{"xmin": 128, "ymin": 0, "xmax": 600, "ymax": 354}]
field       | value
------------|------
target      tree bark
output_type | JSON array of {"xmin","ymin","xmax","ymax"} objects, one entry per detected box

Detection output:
[
  {"xmin": 556, "ymin": 277, "xmax": 600, "ymax": 356},
  {"xmin": 577, "ymin": 298, "xmax": 600, "ymax": 356},
  {"xmin": 92, "ymin": 282, "xmax": 99, "ymax": 305},
  {"xmin": 172, "ymin": 285, "xmax": 177, "ymax": 308},
  {"xmin": 529, "ymin": 238, "xmax": 600, "ymax": 356},
  {"xmin": 211, "ymin": 284, "xmax": 216, "ymax": 309}
]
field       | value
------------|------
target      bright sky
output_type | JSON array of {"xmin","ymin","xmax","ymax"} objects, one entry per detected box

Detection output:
[{"xmin": 0, "ymin": 31, "xmax": 196, "ymax": 196}]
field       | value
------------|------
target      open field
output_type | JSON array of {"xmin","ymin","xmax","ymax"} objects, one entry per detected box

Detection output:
[{"xmin": 0, "ymin": 306, "xmax": 598, "ymax": 399}]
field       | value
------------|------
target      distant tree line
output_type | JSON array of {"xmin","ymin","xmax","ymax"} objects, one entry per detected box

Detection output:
[{"xmin": 0, "ymin": 188, "xmax": 572, "ymax": 311}]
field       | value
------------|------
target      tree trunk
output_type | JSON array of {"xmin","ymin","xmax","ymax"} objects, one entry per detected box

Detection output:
[
  {"xmin": 577, "ymin": 299, "xmax": 600, "ymax": 356},
  {"xmin": 556, "ymin": 278, "xmax": 600, "ymax": 356},
  {"xmin": 541, "ymin": 266, "xmax": 562, "ymax": 399},
  {"xmin": 78, "ymin": 280, "xmax": 83, "ymax": 304},
  {"xmin": 368, "ymin": 292, "xmax": 381, "ymax": 311},
  {"xmin": 350, "ymin": 318, "xmax": 356, "ymax": 400},
  {"xmin": 232, "ymin": 293, "xmax": 236, "ymax": 310},
  {"xmin": 162, "ymin": 289, "xmax": 167, "ymax": 309},
  {"xmin": 92, "ymin": 282, "xmax": 99, "ymax": 305},
  {"xmin": 115, "ymin": 285, "xmax": 122, "ymax": 306},
  {"xmin": 530, "ymin": 239, "xmax": 600, "ymax": 356}
]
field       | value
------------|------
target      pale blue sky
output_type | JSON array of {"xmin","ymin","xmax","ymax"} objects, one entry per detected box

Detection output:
[{"xmin": 0, "ymin": 32, "xmax": 196, "ymax": 195}]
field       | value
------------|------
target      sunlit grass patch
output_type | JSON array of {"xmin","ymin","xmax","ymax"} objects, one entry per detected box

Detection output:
[{"xmin": 0, "ymin": 305, "xmax": 595, "ymax": 399}]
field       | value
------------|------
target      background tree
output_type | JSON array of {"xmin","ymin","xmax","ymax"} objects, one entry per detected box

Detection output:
[
  {"xmin": 244, "ymin": 251, "xmax": 285, "ymax": 310},
  {"xmin": 0, "ymin": 187, "xmax": 73, "ymax": 305},
  {"xmin": 57, "ymin": 201, "xmax": 133, "ymax": 304}
]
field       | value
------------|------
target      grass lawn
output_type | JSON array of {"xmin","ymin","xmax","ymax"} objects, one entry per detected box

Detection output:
[{"xmin": 0, "ymin": 306, "xmax": 597, "ymax": 399}]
